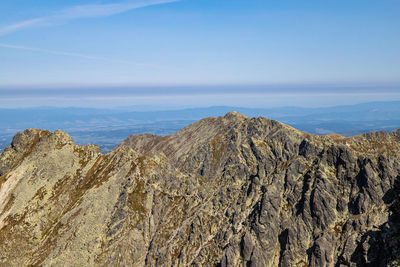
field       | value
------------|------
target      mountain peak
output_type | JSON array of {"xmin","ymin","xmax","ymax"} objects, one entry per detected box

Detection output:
[{"xmin": 224, "ymin": 110, "xmax": 248, "ymax": 120}]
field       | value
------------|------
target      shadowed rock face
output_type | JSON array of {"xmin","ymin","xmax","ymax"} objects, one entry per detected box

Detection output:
[{"xmin": 0, "ymin": 112, "xmax": 400, "ymax": 266}]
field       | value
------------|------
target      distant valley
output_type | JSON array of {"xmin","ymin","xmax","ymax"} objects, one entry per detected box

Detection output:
[{"xmin": 1, "ymin": 101, "xmax": 400, "ymax": 152}]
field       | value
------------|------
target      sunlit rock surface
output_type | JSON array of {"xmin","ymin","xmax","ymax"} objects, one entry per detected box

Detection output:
[{"xmin": 1, "ymin": 112, "xmax": 399, "ymax": 266}]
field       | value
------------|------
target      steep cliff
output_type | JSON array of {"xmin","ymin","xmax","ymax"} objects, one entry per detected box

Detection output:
[{"xmin": 0, "ymin": 112, "xmax": 399, "ymax": 266}]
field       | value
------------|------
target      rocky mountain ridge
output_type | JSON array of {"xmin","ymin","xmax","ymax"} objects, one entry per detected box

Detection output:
[{"xmin": 0, "ymin": 112, "xmax": 399, "ymax": 266}]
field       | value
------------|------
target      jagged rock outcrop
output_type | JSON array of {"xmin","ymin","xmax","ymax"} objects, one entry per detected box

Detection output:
[{"xmin": 0, "ymin": 112, "xmax": 399, "ymax": 266}]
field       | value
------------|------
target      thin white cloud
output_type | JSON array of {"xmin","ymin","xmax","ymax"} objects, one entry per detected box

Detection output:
[
  {"xmin": 0, "ymin": 43, "xmax": 177, "ymax": 70},
  {"xmin": 0, "ymin": 0, "xmax": 178, "ymax": 36}
]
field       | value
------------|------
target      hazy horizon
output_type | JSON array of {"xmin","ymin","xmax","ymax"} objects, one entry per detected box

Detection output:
[
  {"xmin": 1, "ymin": 1, "xmax": 399, "ymax": 108},
  {"xmin": 1, "ymin": 84, "xmax": 399, "ymax": 108}
]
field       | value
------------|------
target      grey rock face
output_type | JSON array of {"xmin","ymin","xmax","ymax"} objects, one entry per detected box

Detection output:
[{"xmin": 0, "ymin": 112, "xmax": 399, "ymax": 266}]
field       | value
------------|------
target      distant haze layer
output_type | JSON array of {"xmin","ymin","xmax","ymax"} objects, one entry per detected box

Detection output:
[{"xmin": 1, "ymin": 84, "xmax": 399, "ymax": 109}]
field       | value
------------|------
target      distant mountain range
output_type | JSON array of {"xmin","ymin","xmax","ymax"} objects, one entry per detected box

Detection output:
[{"xmin": 1, "ymin": 101, "xmax": 400, "ymax": 152}]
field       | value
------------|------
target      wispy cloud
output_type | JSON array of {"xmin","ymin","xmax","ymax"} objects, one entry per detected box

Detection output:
[
  {"xmin": 0, "ymin": 43, "xmax": 177, "ymax": 70},
  {"xmin": 0, "ymin": 0, "xmax": 178, "ymax": 36}
]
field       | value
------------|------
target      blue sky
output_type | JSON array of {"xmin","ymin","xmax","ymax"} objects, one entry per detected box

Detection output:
[{"xmin": 1, "ymin": 0, "xmax": 400, "ymax": 88}]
